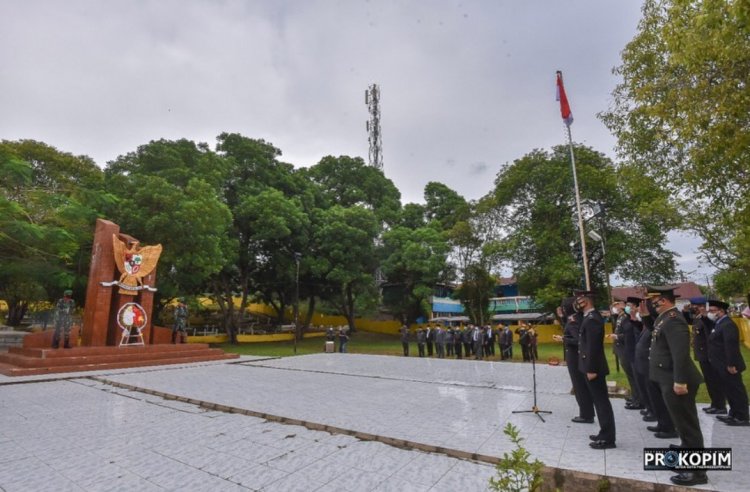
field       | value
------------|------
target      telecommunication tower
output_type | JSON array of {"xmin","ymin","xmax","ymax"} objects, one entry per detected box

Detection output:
[{"xmin": 365, "ymin": 84, "xmax": 383, "ymax": 171}]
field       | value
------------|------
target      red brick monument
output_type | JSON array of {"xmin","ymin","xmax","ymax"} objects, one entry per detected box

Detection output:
[{"xmin": 0, "ymin": 219, "xmax": 238, "ymax": 376}]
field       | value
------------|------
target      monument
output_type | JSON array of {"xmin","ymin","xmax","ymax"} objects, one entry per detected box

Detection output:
[
  {"xmin": 82, "ymin": 219, "xmax": 162, "ymax": 346},
  {"xmin": 0, "ymin": 218, "xmax": 238, "ymax": 376}
]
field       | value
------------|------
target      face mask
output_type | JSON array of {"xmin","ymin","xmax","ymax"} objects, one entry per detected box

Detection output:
[
  {"xmin": 635, "ymin": 312, "xmax": 642, "ymax": 321},
  {"xmin": 624, "ymin": 306, "xmax": 631, "ymax": 315},
  {"xmin": 707, "ymin": 312, "xmax": 718, "ymax": 321},
  {"xmin": 611, "ymin": 307, "xmax": 620, "ymax": 315},
  {"xmin": 646, "ymin": 299, "xmax": 659, "ymax": 318}
]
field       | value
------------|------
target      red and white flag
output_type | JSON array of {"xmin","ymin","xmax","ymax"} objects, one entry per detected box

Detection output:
[{"xmin": 556, "ymin": 71, "xmax": 573, "ymax": 126}]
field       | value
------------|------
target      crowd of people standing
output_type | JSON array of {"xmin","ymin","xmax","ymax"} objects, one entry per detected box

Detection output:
[
  {"xmin": 399, "ymin": 322, "xmax": 538, "ymax": 361},
  {"xmin": 552, "ymin": 286, "xmax": 749, "ymax": 487}
]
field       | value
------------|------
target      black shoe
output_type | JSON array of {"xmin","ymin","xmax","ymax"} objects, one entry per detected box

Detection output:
[
  {"xmin": 589, "ymin": 440, "xmax": 616, "ymax": 450},
  {"xmin": 589, "ymin": 434, "xmax": 601, "ymax": 441},
  {"xmin": 640, "ymin": 409, "xmax": 649, "ymax": 415},
  {"xmin": 702, "ymin": 406, "xmax": 715, "ymax": 413},
  {"xmin": 716, "ymin": 415, "xmax": 733, "ymax": 422},
  {"xmin": 724, "ymin": 417, "xmax": 750, "ymax": 427},
  {"xmin": 670, "ymin": 472, "xmax": 708, "ymax": 486},
  {"xmin": 625, "ymin": 403, "xmax": 645, "ymax": 410},
  {"xmin": 646, "ymin": 425, "xmax": 661, "ymax": 432},
  {"xmin": 572, "ymin": 416, "xmax": 594, "ymax": 424},
  {"xmin": 669, "ymin": 444, "xmax": 683, "ymax": 449},
  {"xmin": 655, "ymin": 431, "xmax": 679, "ymax": 439},
  {"xmin": 706, "ymin": 407, "xmax": 727, "ymax": 415},
  {"xmin": 642, "ymin": 414, "xmax": 657, "ymax": 422}
]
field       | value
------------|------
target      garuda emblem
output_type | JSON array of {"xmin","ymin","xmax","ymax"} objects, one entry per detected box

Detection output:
[{"xmin": 111, "ymin": 234, "xmax": 162, "ymax": 295}]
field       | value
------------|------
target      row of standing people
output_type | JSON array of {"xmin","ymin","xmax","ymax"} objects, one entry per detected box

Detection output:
[
  {"xmin": 554, "ymin": 286, "xmax": 748, "ymax": 487},
  {"xmin": 325, "ymin": 327, "xmax": 349, "ymax": 353},
  {"xmin": 398, "ymin": 323, "xmax": 539, "ymax": 361}
]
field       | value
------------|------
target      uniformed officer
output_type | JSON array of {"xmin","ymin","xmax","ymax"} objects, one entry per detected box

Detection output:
[
  {"xmin": 685, "ymin": 297, "xmax": 727, "ymax": 414},
  {"xmin": 51, "ymin": 289, "xmax": 76, "ymax": 349},
  {"xmin": 400, "ymin": 324, "xmax": 410, "ymax": 356},
  {"xmin": 416, "ymin": 328, "xmax": 426, "ymax": 357},
  {"xmin": 553, "ymin": 296, "xmax": 594, "ymax": 424},
  {"xmin": 640, "ymin": 296, "xmax": 678, "ymax": 438},
  {"xmin": 172, "ymin": 298, "xmax": 189, "ymax": 344},
  {"xmin": 707, "ymin": 299, "xmax": 749, "ymax": 426},
  {"xmin": 574, "ymin": 290, "xmax": 616, "ymax": 449},
  {"xmin": 609, "ymin": 300, "xmax": 643, "ymax": 409},
  {"xmin": 646, "ymin": 285, "xmax": 706, "ymax": 487}
]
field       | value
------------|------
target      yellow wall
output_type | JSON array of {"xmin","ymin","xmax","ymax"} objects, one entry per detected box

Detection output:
[
  {"xmin": 735, "ymin": 316, "xmax": 750, "ymax": 349},
  {"xmin": 188, "ymin": 331, "xmax": 325, "ymax": 344}
]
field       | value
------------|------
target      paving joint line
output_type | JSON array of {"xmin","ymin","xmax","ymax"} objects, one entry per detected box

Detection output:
[
  {"xmin": 236, "ymin": 361, "xmax": 574, "ymax": 396},
  {"xmin": 86, "ymin": 375, "xmax": 682, "ymax": 492}
]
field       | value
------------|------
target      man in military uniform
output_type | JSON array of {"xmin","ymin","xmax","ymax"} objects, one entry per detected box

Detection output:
[
  {"xmin": 575, "ymin": 290, "xmax": 616, "ymax": 449},
  {"xmin": 684, "ymin": 297, "xmax": 726, "ymax": 414},
  {"xmin": 707, "ymin": 299, "xmax": 749, "ymax": 426},
  {"xmin": 51, "ymin": 289, "xmax": 76, "ymax": 349},
  {"xmin": 172, "ymin": 298, "xmax": 189, "ymax": 344},
  {"xmin": 553, "ymin": 297, "xmax": 594, "ymax": 424},
  {"xmin": 425, "ymin": 325, "xmax": 434, "ymax": 357},
  {"xmin": 646, "ymin": 285, "xmax": 706, "ymax": 487},
  {"xmin": 640, "ymin": 297, "xmax": 678, "ymax": 438}
]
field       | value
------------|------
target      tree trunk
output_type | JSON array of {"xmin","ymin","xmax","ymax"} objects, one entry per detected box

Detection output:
[
  {"xmin": 345, "ymin": 283, "xmax": 356, "ymax": 333},
  {"xmin": 5, "ymin": 299, "xmax": 28, "ymax": 326},
  {"xmin": 303, "ymin": 296, "xmax": 316, "ymax": 330}
]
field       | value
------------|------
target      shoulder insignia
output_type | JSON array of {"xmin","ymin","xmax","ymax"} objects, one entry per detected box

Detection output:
[{"xmin": 669, "ymin": 311, "xmax": 678, "ymax": 318}]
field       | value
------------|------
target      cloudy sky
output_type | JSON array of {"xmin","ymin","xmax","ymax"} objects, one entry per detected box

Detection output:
[{"xmin": 0, "ymin": 0, "xmax": 710, "ymax": 282}]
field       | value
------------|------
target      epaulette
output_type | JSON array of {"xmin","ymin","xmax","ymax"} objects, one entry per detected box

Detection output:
[{"xmin": 669, "ymin": 311, "xmax": 678, "ymax": 318}]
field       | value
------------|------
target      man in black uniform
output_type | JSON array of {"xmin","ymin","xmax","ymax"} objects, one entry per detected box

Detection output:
[
  {"xmin": 707, "ymin": 299, "xmax": 749, "ymax": 426},
  {"xmin": 610, "ymin": 300, "xmax": 643, "ymax": 409},
  {"xmin": 575, "ymin": 290, "xmax": 616, "ymax": 449},
  {"xmin": 425, "ymin": 325, "xmax": 434, "ymax": 357},
  {"xmin": 684, "ymin": 297, "xmax": 726, "ymax": 414},
  {"xmin": 646, "ymin": 285, "xmax": 706, "ymax": 487},
  {"xmin": 400, "ymin": 324, "xmax": 410, "ymax": 356},
  {"xmin": 553, "ymin": 297, "xmax": 594, "ymax": 423}
]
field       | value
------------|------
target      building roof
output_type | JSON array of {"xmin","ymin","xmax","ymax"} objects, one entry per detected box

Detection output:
[{"xmin": 611, "ymin": 282, "xmax": 703, "ymax": 302}]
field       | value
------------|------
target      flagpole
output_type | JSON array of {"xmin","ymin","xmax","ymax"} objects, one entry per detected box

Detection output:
[{"xmin": 566, "ymin": 124, "xmax": 591, "ymax": 291}]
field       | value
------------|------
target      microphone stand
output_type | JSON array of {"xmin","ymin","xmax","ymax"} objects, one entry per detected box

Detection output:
[{"xmin": 512, "ymin": 352, "xmax": 552, "ymax": 422}]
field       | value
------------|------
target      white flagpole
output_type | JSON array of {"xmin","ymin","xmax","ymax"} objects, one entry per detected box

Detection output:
[{"xmin": 566, "ymin": 124, "xmax": 591, "ymax": 291}]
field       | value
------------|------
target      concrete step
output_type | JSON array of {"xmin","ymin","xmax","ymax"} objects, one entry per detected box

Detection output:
[
  {"xmin": 8, "ymin": 343, "xmax": 212, "ymax": 359},
  {"xmin": 0, "ymin": 347, "xmax": 230, "ymax": 368},
  {"xmin": 0, "ymin": 351, "xmax": 238, "ymax": 377}
]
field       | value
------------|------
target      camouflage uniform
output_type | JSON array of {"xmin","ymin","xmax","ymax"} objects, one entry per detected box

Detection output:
[
  {"xmin": 52, "ymin": 292, "xmax": 75, "ymax": 349},
  {"xmin": 172, "ymin": 301, "xmax": 189, "ymax": 343}
]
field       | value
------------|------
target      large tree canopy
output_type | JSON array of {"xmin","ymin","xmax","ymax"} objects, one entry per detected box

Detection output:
[
  {"xmin": 489, "ymin": 144, "xmax": 678, "ymax": 309},
  {"xmin": 1, "ymin": 140, "xmax": 106, "ymax": 325},
  {"xmin": 600, "ymin": 0, "xmax": 750, "ymax": 294}
]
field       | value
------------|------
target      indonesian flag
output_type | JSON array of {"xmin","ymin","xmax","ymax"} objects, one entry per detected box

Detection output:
[{"xmin": 556, "ymin": 70, "xmax": 573, "ymax": 126}]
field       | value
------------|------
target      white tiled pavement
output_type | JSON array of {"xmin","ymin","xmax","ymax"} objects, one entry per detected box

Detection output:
[{"xmin": 1, "ymin": 353, "xmax": 746, "ymax": 491}]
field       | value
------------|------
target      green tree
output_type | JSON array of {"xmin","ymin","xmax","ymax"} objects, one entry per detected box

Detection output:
[
  {"xmin": 424, "ymin": 181, "xmax": 470, "ymax": 231},
  {"xmin": 381, "ymin": 226, "xmax": 451, "ymax": 323},
  {"xmin": 305, "ymin": 155, "xmax": 401, "ymax": 226},
  {"xmin": 214, "ymin": 133, "xmax": 312, "ymax": 341},
  {"xmin": 311, "ymin": 205, "xmax": 381, "ymax": 331},
  {"xmin": 490, "ymin": 144, "xmax": 677, "ymax": 310},
  {"xmin": 104, "ymin": 139, "xmax": 234, "ymax": 321},
  {"xmin": 0, "ymin": 140, "xmax": 106, "ymax": 325},
  {"xmin": 600, "ymin": 0, "xmax": 750, "ymax": 280}
]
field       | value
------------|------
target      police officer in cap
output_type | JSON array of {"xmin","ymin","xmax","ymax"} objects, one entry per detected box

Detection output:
[
  {"xmin": 707, "ymin": 299, "xmax": 749, "ymax": 426},
  {"xmin": 645, "ymin": 285, "xmax": 706, "ymax": 486},
  {"xmin": 574, "ymin": 290, "xmax": 616, "ymax": 449},
  {"xmin": 553, "ymin": 296, "xmax": 594, "ymax": 424}
]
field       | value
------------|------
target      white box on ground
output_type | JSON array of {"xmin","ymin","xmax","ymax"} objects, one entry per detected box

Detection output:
[{"xmin": 325, "ymin": 341, "xmax": 334, "ymax": 353}]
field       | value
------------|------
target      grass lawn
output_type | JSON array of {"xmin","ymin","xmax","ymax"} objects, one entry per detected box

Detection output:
[{"xmin": 215, "ymin": 332, "xmax": 750, "ymax": 405}]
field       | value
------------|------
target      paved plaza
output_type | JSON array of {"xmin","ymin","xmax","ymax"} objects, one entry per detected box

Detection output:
[{"xmin": 1, "ymin": 353, "xmax": 746, "ymax": 490}]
